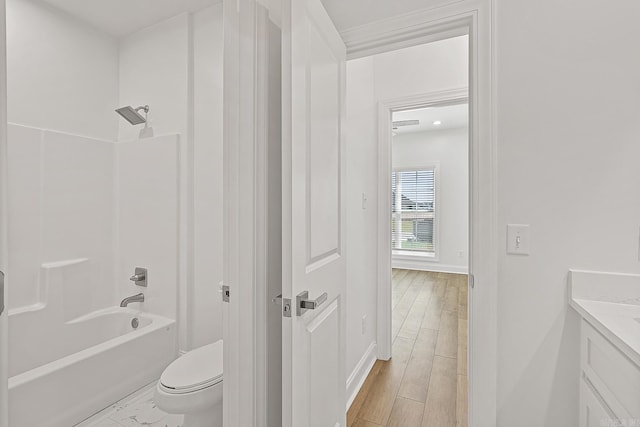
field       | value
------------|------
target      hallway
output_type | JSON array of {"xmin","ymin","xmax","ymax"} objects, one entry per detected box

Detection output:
[{"xmin": 347, "ymin": 270, "xmax": 468, "ymax": 427}]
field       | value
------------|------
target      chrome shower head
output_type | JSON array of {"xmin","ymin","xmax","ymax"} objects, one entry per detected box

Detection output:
[{"xmin": 115, "ymin": 105, "xmax": 149, "ymax": 125}]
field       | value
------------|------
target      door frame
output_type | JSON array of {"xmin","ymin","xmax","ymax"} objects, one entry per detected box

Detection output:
[
  {"xmin": 377, "ymin": 87, "xmax": 469, "ymax": 361},
  {"xmin": 344, "ymin": 2, "xmax": 497, "ymax": 426},
  {"xmin": 222, "ymin": 0, "xmax": 282, "ymax": 425},
  {"xmin": 0, "ymin": 0, "xmax": 8, "ymax": 424}
]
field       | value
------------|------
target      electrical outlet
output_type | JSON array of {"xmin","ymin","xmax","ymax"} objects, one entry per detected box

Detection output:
[
  {"xmin": 361, "ymin": 315, "xmax": 367, "ymax": 334},
  {"xmin": 362, "ymin": 192, "xmax": 368, "ymax": 210},
  {"xmin": 458, "ymin": 250, "xmax": 464, "ymax": 258}
]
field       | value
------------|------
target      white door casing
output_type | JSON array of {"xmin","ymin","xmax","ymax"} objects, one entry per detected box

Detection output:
[{"xmin": 282, "ymin": 0, "xmax": 347, "ymax": 426}]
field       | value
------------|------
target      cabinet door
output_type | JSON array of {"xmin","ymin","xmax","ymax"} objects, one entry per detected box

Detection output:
[{"xmin": 580, "ymin": 378, "xmax": 617, "ymax": 427}]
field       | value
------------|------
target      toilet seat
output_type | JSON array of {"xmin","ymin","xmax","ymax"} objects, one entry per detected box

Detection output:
[{"xmin": 159, "ymin": 340, "xmax": 223, "ymax": 394}]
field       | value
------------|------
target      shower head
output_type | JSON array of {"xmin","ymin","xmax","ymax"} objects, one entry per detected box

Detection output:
[{"xmin": 115, "ymin": 105, "xmax": 149, "ymax": 125}]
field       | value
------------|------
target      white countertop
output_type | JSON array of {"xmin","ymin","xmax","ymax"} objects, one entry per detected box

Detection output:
[{"xmin": 569, "ymin": 270, "xmax": 640, "ymax": 367}]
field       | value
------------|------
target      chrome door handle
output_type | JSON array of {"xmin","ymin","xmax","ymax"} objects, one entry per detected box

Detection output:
[{"xmin": 296, "ymin": 291, "xmax": 328, "ymax": 316}]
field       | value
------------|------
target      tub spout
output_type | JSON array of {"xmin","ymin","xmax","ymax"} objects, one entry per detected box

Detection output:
[{"xmin": 120, "ymin": 293, "xmax": 144, "ymax": 307}]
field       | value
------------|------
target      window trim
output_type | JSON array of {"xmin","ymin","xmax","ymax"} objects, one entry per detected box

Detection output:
[{"xmin": 391, "ymin": 162, "xmax": 440, "ymax": 262}]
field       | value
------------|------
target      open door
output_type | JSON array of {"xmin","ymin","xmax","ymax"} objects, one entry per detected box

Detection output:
[{"xmin": 281, "ymin": 0, "xmax": 347, "ymax": 426}]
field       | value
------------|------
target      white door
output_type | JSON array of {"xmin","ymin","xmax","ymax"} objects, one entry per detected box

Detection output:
[{"xmin": 281, "ymin": 0, "xmax": 346, "ymax": 426}]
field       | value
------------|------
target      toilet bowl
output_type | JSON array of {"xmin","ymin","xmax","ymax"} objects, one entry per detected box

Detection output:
[{"xmin": 154, "ymin": 340, "xmax": 223, "ymax": 427}]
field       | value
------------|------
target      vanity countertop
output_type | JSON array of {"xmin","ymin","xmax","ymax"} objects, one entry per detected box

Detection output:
[{"xmin": 568, "ymin": 270, "xmax": 640, "ymax": 367}]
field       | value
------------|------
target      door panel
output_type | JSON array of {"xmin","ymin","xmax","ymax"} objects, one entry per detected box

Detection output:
[
  {"xmin": 307, "ymin": 300, "xmax": 340, "ymax": 426},
  {"xmin": 307, "ymin": 22, "xmax": 340, "ymax": 265},
  {"xmin": 282, "ymin": 0, "xmax": 346, "ymax": 426}
]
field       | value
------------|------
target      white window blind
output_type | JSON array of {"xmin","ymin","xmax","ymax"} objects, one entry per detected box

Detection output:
[{"xmin": 391, "ymin": 168, "xmax": 436, "ymax": 254}]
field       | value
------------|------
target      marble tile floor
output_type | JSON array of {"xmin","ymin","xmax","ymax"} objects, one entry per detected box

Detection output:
[{"xmin": 75, "ymin": 381, "xmax": 183, "ymax": 427}]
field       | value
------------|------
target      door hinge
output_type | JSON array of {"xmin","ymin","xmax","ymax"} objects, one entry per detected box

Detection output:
[{"xmin": 469, "ymin": 274, "xmax": 475, "ymax": 289}]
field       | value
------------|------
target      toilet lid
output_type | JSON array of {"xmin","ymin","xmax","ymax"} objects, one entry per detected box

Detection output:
[{"xmin": 160, "ymin": 340, "xmax": 223, "ymax": 393}]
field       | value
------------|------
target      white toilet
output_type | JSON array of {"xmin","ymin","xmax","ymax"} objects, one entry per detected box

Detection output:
[{"xmin": 154, "ymin": 340, "xmax": 223, "ymax": 427}]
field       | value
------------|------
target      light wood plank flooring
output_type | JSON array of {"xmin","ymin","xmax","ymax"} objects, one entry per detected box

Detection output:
[{"xmin": 348, "ymin": 270, "xmax": 468, "ymax": 427}]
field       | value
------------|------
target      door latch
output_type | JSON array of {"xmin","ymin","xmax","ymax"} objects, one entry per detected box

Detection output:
[{"xmin": 272, "ymin": 294, "xmax": 292, "ymax": 318}]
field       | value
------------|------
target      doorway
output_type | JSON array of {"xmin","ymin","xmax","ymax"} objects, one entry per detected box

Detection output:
[
  {"xmin": 345, "ymin": 36, "xmax": 470, "ymax": 426},
  {"xmin": 392, "ymin": 102, "xmax": 469, "ymax": 425}
]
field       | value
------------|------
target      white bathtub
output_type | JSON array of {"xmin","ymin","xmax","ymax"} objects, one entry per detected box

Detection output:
[{"xmin": 8, "ymin": 307, "xmax": 177, "ymax": 427}]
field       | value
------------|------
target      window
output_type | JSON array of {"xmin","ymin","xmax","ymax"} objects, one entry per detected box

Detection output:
[{"xmin": 391, "ymin": 167, "xmax": 437, "ymax": 255}]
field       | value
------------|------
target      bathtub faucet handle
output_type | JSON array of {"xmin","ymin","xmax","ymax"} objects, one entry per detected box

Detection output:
[{"xmin": 129, "ymin": 267, "xmax": 147, "ymax": 287}]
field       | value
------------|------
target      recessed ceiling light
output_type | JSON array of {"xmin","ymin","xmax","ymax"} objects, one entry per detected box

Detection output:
[{"xmin": 433, "ymin": 120, "xmax": 442, "ymax": 125}]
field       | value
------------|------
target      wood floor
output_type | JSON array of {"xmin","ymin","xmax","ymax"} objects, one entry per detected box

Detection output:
[{"xmin": 347, "ymin": 269, "xmax": 468, "ymax": 427}]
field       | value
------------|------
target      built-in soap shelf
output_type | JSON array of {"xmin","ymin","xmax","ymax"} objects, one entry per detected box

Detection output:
[{"xmin": 9, "ymin": 258, "xmax": 90, "ymax": 318}]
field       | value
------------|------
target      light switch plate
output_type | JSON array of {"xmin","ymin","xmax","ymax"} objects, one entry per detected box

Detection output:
[{"xmin": 507, "ymin": 224, "xmax": 530, "ymax": 255}]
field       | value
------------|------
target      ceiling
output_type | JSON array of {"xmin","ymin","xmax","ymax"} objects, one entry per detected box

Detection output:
[
  {"xmin": 320, "ymin": 0, "xmax": 455, "ymax": 32},
  {"xmin": 392, "ymin": 103, "xmax": 468, "ymax": 135},
  {"xmin": 38, "ymin": 0, "xmax": 457, "ymax": 38},
  {"xmin": 39, "ymin": 0, "xmax": 220, "ymax": 37}
]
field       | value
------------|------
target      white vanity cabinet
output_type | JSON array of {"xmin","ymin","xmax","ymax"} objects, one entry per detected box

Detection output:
[
  {"xmin": 568, "ymin": 270, "xmax": 640, "ymax": 427},
  {"xmin": 580, "ymin": 376, "xmax": 616, "ymax": 427},
  {"xmin": 579, "ymin": 319, "xmax": 640, "ymax": 426}
]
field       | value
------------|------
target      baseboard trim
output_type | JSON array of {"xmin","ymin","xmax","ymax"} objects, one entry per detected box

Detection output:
[
  {"xmin": 346, "ymin": 342, "xmax": 377, "ymax": 411},
  {"xmin": 392, "ymin": 259, "xmax": 468, "ymax": 274}
]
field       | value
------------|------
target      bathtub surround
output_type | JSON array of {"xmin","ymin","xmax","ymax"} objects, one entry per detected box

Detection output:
[
  {"xmin": 7, "ymin": 126, "xmax": 179, "ymax": 320},
  {"xmin": 116, "ymin": 135, "xmax": 179, "ymax": 320},
  {"xmin": 7, "ymin": 125, "xmax": 115, "ymax": 312}
]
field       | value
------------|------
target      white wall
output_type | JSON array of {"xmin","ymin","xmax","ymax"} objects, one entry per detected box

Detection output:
[
  {"xmin": 392, "ymin": 127, "xmax": 468, "ymax": 273},
  {"xmin": 345, "ymin": 55, "xmax": 378, "ymax": 386},
  {"xmin": 118, "ymin": 14, "xmax": 190, "ymax": 141},
  {"xmin": 191, "ymin": 4, "xmax": 224, "ymax": 349},
  {"xmin": 495, "ymin": 1, "xmax": 640, "ymax": 425},
  {"xmin": 6, "ymin": 0, "xmax": 119, "ymax": 140},
  {"xmin": 345, "ymin": 36, "xmax": 468, "ymax": 387},
  {"xmin": 373, "ymin": 36, "xmax": 468, "ymax": 101},
  {"xmin": 118, "ymin": 8, "xmax": 224, "ymax": 350}
]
